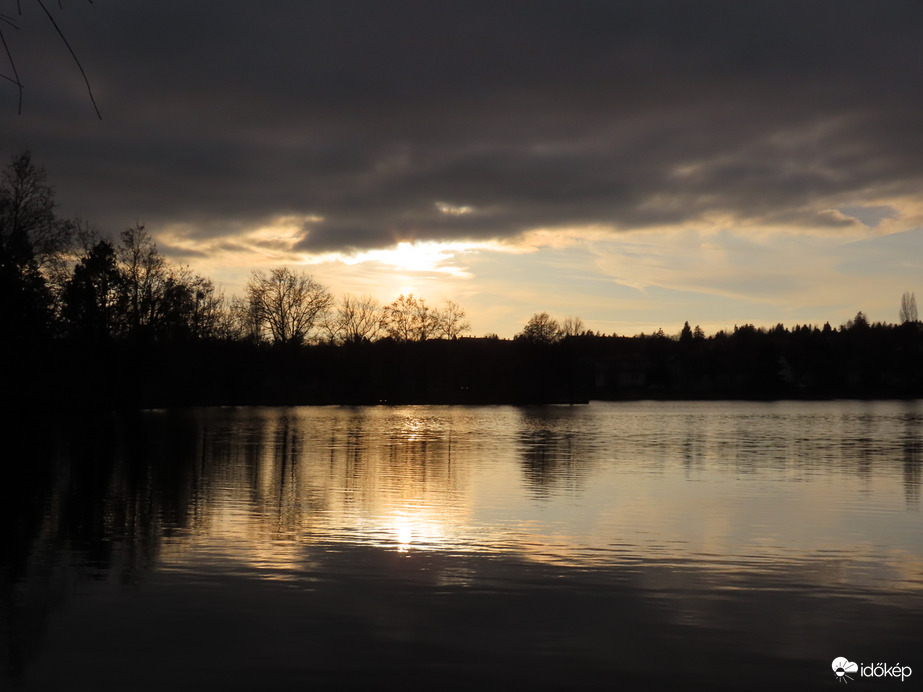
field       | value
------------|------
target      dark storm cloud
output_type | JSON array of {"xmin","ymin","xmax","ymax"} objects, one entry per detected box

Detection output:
[{"xmin": 6, "ymin": 0, "xmax": 923, "ymax": 251}]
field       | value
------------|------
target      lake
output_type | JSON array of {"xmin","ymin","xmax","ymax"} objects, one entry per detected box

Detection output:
[{"xmin": 2, "ymin": 401, "xmax": 921, "ymax": 690}]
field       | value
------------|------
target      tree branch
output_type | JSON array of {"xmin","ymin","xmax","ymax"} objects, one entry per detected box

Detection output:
[
  {"xmin": 35, "ymin": 0, "xmax": 100, "ymax": 118},
  {"xmin": 0, "ymin": 23, "xmax": 23, "ymax": 114}
]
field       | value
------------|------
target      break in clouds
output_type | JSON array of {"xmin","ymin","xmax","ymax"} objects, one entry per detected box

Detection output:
[{"xmin": 6, "ymin": 1, "xmax": 923, "ymax": 257}]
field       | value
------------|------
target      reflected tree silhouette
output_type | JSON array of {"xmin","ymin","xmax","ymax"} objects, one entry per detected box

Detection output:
[
  {"xmin": 516, "ymin": 408, "xmax": 589, "ymax": 494},
  {"xmin": 901, "ymin": 410, "xmax": 922, "ymax": 506},
  {"xmin": 681, "ymin": 415, "xmax": 706, "ymax": 471},
  {"xmin": 4, "ymin": 405, "xmax": 923, "ymax": 691},
  {"xmin": 0, "ymin": 410, "xmax": 204, "ymax": 684}
]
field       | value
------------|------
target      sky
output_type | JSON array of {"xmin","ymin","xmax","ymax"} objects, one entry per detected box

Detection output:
[{"xmin": 5, "ymin": 0, "xmax": 923, "ymax": 337}]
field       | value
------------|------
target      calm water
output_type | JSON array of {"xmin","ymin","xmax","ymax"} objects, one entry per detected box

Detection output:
[{"xmin": 2, "ymin": 401, "xmax": 922, "ymax": 690}]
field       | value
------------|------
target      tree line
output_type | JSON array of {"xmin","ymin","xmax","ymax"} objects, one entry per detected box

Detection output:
[
  {"xmin": 5, "ymin": 151, "xmax": 923, "ymax": 407},
  {"xmin": 0, "ymin": 152, "xmax": 471, "ymax": 348}
]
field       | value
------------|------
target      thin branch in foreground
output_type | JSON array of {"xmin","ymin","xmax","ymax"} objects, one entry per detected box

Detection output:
[
  {"xmin": 0, "ymin": 26, "xmax": 23, "ymax": 114},
  {"xmin": 35, "ymin": 0, "xmax": 101, "ymax": 119}
]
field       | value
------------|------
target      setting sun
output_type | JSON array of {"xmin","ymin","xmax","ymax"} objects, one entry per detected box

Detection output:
[{"xmin": 338, "ymin": 240, "xmax": 482, "ymax": 277}]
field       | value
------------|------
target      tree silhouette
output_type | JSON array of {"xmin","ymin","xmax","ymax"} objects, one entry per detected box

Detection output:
[
  {"xmin": 62, "ymin": 239, "xmax": 119, "ymax": 340},
  {"xmin": 435, "ymin": 299, "xmax": 470, "ymax": 339},
  {"xmin": 380, "ymin": 294, "xmax": 438, "ymax": 342},
  {"xmin": 900, "ymin": 292, "xmax": 918, "ymax": 324},
  {"xmin": 325, "ymin": 293, "xmax": 381, "ymax": 344},
  {"xmin": 116, "ymin": 224, "xmax": 166, "ymax": 337},
  {"xmin": 847, "ymin": 311, "xmax": 870, "ymax": 331},
  {"xmin": 157, "ymin": 268, "xmax": 224, "ymax": 341},
  {"xmin": 109, "ymin": 224, "xmax": 225, "ymax": 341},
  {"xmin": 0, "ymin": 152, "xmax": 65, "ymax": 338},
  {"xmin": 246, "ymin": 267, "xmax": 332, "ymax": 345},
  {"xmin": 517, "ymin": 312, "xmax": 562, "ymax": 344},
  {"xmin": 561, "ymin": 316, "xmax": 585, "ymax": 338},
  {"xmin": 0, "ymin": 152, "xmax": 71, "ymax": 268},
  {"xmin": 0, "ymin": 216, "xmax": 50, "ymax": 339}
]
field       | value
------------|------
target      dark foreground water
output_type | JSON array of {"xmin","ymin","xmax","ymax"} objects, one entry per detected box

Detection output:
[{"xmin": 2, "ymin": 401, "xmax": 922, "ymax": 691}]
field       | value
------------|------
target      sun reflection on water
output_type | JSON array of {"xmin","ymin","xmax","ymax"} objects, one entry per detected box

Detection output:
[
  {"xmin": 151, "ymin": 402, "xmax": 923, "ymax": 596},
  {"xmin": 8, "ymin": 402, "xmax": 923, "ymax": 692}
]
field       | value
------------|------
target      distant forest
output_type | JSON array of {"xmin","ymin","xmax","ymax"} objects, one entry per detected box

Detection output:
[{"xmin": 4, "ymin": 151, "xmax": 923, "ymax": 408}]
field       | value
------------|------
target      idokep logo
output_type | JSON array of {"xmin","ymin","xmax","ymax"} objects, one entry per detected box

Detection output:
[
  {"xmin": 832, "ymin": 657, "xmax": 913, "ymax": 683},
  {"xmin": 833, "ymin": 657, "xmax": 859, "ymax": 683}
]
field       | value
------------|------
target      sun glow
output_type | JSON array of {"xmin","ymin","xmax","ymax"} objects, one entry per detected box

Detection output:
[
  {"xmin": 328, "ymin": 239, "xmax": 495, "ymax": 277},
  {"xmin": 389, "ymin": 241, "xmax": 448, "ymax": 272}
]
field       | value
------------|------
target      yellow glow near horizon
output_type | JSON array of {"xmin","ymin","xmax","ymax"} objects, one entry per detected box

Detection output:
[{"xmin": 151, "ymin": 201, "xmax": 923, "ymax": 339}]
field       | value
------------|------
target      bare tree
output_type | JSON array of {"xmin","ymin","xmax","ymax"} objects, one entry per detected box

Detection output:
[
  {"xmin": 434, "ymin": 299, "xmax": 470, "ymax": 339},
  {"xmin": 223, "ymin": 295, "xmax": 261, "ymax": 343},
  {"xmin": 411, "ymin": 295, "xmax": 436, "ymax": 340},
  {"xmin": 189, "ymin": 274, "xmax": 226, "ymax": 340},
  {"xmin": 158, "ymin": 265, "xmax": 226, "ymax": 341},
  {"xmin": 380, "ymin": 294, "xmax": 437, "ymax": 341},
  {"xmin": 116, "ymin": 224, "xmax": 166, "ymax": 335},
  {"xmin": 380, "ymin": 294, "xmax": 415, "ymax": 341},
  {"xmin": 900, "ymin": 291, "xmax": 918, "ymax": 324},
  {"xmin": 0, "ymin": 154, "xmax": 106, "ymax": 324},
  {"xmin": 246, "ymin": 267, "xmax": 332, "ymax": 345},
  {"xmin": 0, "ymin": 152, "xmax": 64, "ymax": 264},
  {"xmin": 561, "ymin": 316, "xmax": 585, "ymax": 338},
  {"xmin": 325, "ymin": 293, "xmax": 381, "ymax": 344},
  {"xmin": 0, "ymin": 151, "xmax": 68, "ymax": 330}
]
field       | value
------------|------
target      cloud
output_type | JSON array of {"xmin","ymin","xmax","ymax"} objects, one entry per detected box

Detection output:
[{"xmin": 6, "ymin": 0, "xmax": 923, "ymax": 257}]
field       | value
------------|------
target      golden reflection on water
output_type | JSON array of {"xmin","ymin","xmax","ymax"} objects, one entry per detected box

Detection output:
[
  {"xmin": 9, "ymin": 401, "xmax": 923, "ymax": 692},
  {"xmin": 149, "ymin": 402, "xmax": 923, "ymax": 597}
]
